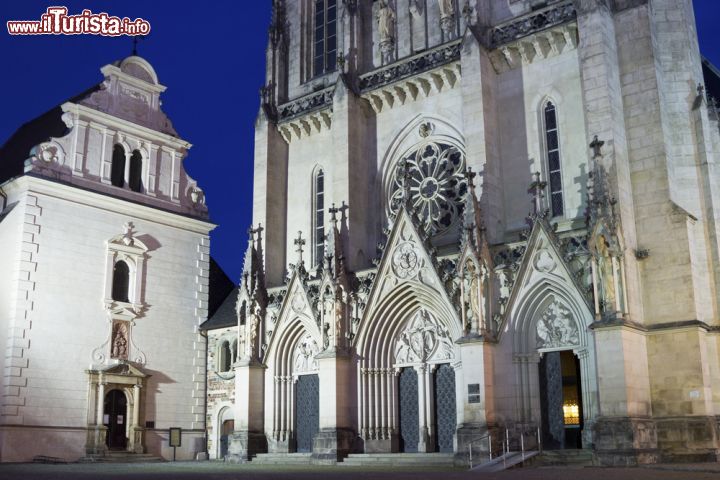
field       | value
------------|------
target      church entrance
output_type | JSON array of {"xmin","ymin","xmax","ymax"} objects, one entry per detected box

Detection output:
[
  {"xmin": 104, "ymin": 389, "xmax": 127, "ymax": 450},
  {"xmin": 220, "ymin": 419, "xmax": 234, "ymax": 458},
  {"xmin": 539, "ymin": 351, "xmax": 583, "ymax": 449},
  {"xmin": 433, "ymin": 364, "xmax": 456, "ymax": 453},
  {"xmin": 295, "ymin": 374, "xmax": 319, "ymax": 453},
  {"xmin": 398, "ymin": 367, "xmax": 419, "ymax": 452}
]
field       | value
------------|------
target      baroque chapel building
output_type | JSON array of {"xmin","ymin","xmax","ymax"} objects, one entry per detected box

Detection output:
[
  {"xmin": 0, "ymin": 56, "xmax": 213, "ymax": 461},
  {"xmin": 226, "ymin": 0, "xmax": 720, "ymax": 466}
]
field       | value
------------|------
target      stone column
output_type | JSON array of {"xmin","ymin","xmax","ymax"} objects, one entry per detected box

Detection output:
[
  {"xmin": 131, "ymin": 384, "xmax": 144, "ymax": 453},
  {"xmin": 312, "ymin": 351, "xmax": 357, "ymax": 464},
  {"xmin": 96, "ymin": 381, "xmax": 105, "ymax": 425},
  {"xmin": 416, "ymin": 364, "xmax": 430, "ymax": 452},
  {"xmin": 227, "ymin": 360, "xmax": 267, "ymax": 463},
  {"xmin": 455, "ymin": 339, "xmax": 495, "ymax": 463}
]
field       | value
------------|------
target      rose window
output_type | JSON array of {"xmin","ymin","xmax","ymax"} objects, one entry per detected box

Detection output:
[{"xmin": 389, "ymin": 140, "xmax": 468, "ymax": 235}]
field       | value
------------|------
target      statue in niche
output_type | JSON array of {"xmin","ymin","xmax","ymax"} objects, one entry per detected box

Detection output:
[
  {"xmin": 247, "ymin": 314, "xmax": 259, "ymax": 359},
  {"xmin": 111, "ymin": 322, "xmax": 129, "ymax": 360},
  {"xmin": 438, "ymin": 0, "xmax": 455, "ymax": 18},
  {"xmin": 596, "ymin": 235, "xmax": 616, "ymax": 313},
  {"xmin": 377, "ymin": 1, "xmax": 396, "ymax": 42}
]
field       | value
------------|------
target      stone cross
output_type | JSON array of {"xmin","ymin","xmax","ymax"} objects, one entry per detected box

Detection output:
[
  {"xmin": 329, "ymin": 203, "xmax": 340, "ymax": 226},
  {"xmin": 530, "ymin": 172, "xmax": 547, "ymax": 215},
  {"xmin": 590, "ymin": 135, "xmax": 605, "ymax": 159},
  {"xmin": 294, "ymin": 231, "xmax": 306, "ymax": 264},
  {"xmin": 131, "ymin": 36, "xmax": 145, "ymax": 56},
  {"xmin": 250, "ymin": 224, "xmax": 264, "ymax": 245}
]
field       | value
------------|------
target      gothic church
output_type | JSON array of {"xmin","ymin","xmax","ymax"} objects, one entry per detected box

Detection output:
[{"xmin": 224, "ymin": 0, "xmax": 720, "ymax": 466}]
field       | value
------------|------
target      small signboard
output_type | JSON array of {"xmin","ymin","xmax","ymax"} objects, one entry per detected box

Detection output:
[{"xmin": 169, "ymin": 427, "xmax": 182, "ymax": 447}]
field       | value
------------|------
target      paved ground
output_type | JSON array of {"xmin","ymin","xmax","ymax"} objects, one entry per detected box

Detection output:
[{"xmin": 0, "ymin": 462, "xmax": 720, "ymax": 480}]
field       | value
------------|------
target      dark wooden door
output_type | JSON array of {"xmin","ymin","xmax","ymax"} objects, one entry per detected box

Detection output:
[
  {"xmin": 220, "ymin": 419, "xmax": 234, "ymax": 458},
  {"xmin": 434, "ymin": 364, "xmax": 457, "ymax": 453},
  {"xmin": 295, "ymin": 374, "xmax": 319, "ymax": 453},
  {"xmin": 104, "ymin": 389, "xmax": 127, "ymax": 450},
  {"xmin": 399, "ymin": 367, "xmax": 419, "ymax": 452}
]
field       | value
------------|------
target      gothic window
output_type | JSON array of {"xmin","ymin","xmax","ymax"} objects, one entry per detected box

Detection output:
[
  {"xmin": 112, "ymin": 261, "xmax": 130, "ymax": 303},
  {"xmin": 313, "ymin": 169, "xmax": 325, "ymax": 265},
  {"xmin": 219, "ymin": 340, "xmax": 232, "ymax": 372},
  {"xmin": 388, "ymin": 141, "xmax": 468, "ymax": 236},
  {"xmin": 544, "ymin": 102, "xmax": 564, "ymax": 217},
  {"xmin": 231, "ymin": 339, "xmax": 238, "ymax": 363},
  {"xmin": 313, "ymin": 0, "xmax": 337, "ymax": 77},
  {"xmin": 128, "ymin": 150, "xmax": 143, "ymax": 193},
  {"xmin": 111, "ymin": 144, "xmax": 126, "ymax": 188}
]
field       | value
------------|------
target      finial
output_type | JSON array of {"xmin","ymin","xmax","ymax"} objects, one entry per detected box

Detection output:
[
  {"xmin": 131, "ymin": 36, "xmax": 145, "ymax": 56},
  {"xmin": 329, "ymin": 203, "xmax": 340, "ymax": 226},
  {"xmin": 590, "ymin": 135, "xmax": 605, "ymax": 159},
  {"xmin": 294, "ymin": 231, "xmax": 306, "ymax": 265}
]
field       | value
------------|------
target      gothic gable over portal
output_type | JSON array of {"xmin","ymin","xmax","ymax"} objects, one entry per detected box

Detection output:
[
  {"xmin": 502, "ymin": 219, "xmax": 593, "ymax": 353},
  {"xmin": 358, "ymin": 207, "xmax": 461, "ymax": 342}
]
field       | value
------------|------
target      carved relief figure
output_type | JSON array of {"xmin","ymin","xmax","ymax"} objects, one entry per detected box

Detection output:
[
  {"xmin": 536, "ymin": 301, "xmax": 579, "ymax": 349},
  {"xmin": 395, "ymin": 309, "xmax": 454, "ymax": 363},
  {"xmin": 438, "ymin": 0, "xmax": 455, "ymax": 18},
  {"xmin": 294, "ymin": 335, "xmax": 319, "ymax": 373},
  {"xmin": 111, "ymin": 322, "xmax": 129, "ymax": 360}
]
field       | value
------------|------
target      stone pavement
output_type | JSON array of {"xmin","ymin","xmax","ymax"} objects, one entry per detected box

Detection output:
[{"xmin": 0, "ymin": 462, "xmax": 720, "ymax": 480}]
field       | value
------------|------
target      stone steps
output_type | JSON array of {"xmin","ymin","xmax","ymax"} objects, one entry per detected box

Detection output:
[
  {"xmin": 340, "ymin": 453, "xmax": 456, "ymax": 467},
  {"xmin": 533, "ymin": 449, "xmax": 594, "ymax": 466},
  {"xmin": 79, "ymin": 452, "xmax": 164, "ymax": 463},
  {"xmin": 251, "ymin": 453, "xmax": 313, "ymax": 465}
]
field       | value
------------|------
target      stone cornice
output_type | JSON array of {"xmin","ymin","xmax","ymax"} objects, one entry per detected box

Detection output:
[
  {"xmin": 6, "ymin": 175, "xmax": 215, "ymax": 234},
  {"xmin": 359, "ymin": 40, "xmax": 462, "ymax": 94},
  {"xmin": 277, "ymin": 87, "xmax": 334, "ymax": 124},
  {"xmin": 591, "ymin": 318, "xmax": 720, "ymax": 334},
  {"xmin": 62, "ymin": 103, "xmax": 191, "ymax": 151},
  {"xmin": 489, "ymin": 1, "xmax": 577, "ymax": 49}
]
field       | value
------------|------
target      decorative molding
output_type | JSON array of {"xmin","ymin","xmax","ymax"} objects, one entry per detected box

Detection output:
[
  {"xmin": 536, "ymin": 300, "xmax": 580, "ymax": 349},
  {"xmin": 489, "ymin": 2, "xmax": 576, "ymax": 48},
  {"xmin": 359, "ymin": 41, "xmax": 461, "ymax": 111},
  {"xmin": 277, "ymin": 87, "xmax": 334, "ymax": 143},
  {"xmin": 394, "ymin": 309, "xmax": 454, "ymax": 364},
  {"xmin": 293, "ymin": 334, "xmax": 320, "ymax": 373}
]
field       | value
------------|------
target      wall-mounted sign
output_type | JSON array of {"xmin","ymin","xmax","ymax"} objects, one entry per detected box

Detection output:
[{"xmin": 468, "ymin": 384, "xmax": 481, "ymax": 404}]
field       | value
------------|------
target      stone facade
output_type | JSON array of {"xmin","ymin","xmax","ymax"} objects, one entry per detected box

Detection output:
[
  {"xmin": 0, "ymin": 57, "xmax": 213, "ymax": 462},
  {"xmin": 226, "ymin": 0, "xmax": 720, "ymax": 467}
]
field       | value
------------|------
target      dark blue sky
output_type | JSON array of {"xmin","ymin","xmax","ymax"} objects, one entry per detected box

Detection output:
[{"xmin": 1, "ymin": 1, "xmax": 719, "ymax": 282}]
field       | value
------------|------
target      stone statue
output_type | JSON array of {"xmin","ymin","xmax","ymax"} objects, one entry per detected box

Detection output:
[
  {"xmin": 438, "ymin": 0, "xmax": 455, "ymax": 18},
  {"xmin": 377, "ymin": 1, "xmax": 396, "ymax": 43},
  {"xmin": 596, "ymin": 235, "xmax": 616, "ymax": 313}
]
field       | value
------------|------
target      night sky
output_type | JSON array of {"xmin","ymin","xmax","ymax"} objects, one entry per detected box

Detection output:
[{"xmin": 1, "ymin": 1, "xmax": 719, "ymax": 282}]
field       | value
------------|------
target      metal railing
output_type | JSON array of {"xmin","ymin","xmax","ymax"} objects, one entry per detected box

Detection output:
[{"xmin": 467, "ymin": 426, "xmax": 542, "ymax": 469}]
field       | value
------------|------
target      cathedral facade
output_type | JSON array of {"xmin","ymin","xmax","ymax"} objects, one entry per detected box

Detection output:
[
  {"xmin": 0, "ymin": 56, "xmax": 213, "ymax": 461},
  {"xmin": 228, "ymin": 0, "xmax": 720, "ymax": 466}
]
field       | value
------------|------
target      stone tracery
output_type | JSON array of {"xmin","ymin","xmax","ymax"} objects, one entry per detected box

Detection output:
[{"xmin": 388, "ymin": 139, "xmax": 467, "ymax": 236}]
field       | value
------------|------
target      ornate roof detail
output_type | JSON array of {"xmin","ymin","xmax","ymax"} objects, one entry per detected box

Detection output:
[{"xmin": 489, "ymin": 1, "xmax": 576, "ymax": 48}]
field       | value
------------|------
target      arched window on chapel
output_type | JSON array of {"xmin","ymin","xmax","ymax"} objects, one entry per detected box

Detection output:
[
  {"xmin": 219, "ymin": 340, "xmax": 232, "ymax": 372},
  {"xmin": 313, "ymin": 169, "xmax": 325, "ymax": 266},
  {"xmin": 128, "ymin": 150, "xmax": 143, "ymax": 193},
  {"xmin": 112, "ymin": 260, "xmax": 130, "ymax": 303},
  {"xmin": 111, "ymin": 144, "xmax": 126, "ymax": 188},
  {"xmin": 544, "ymin": 102, "xmax": 564, "ymax": 217}
]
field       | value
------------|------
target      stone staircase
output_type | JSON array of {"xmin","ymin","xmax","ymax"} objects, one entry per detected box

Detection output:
[
  {"xmin": 79, "ymin": 452, "xmax": 164, "ymax": 463},
  {"xmin": 532, "ymin": 449, "xmax": 594, "ymax": 467},
  {"xmin": 340, "ymin": 453, "xmax": 456, "ymax": 468},
  {"xmin": 251, "ymin": 453, "xmax": 313, "ymax": 465}
]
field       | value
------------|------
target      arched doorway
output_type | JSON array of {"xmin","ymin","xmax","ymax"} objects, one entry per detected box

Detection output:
[
  {"xmin": 104, "ymin": 390, "xmax": 127, "ymax": 450},
  {"xmin": 539, "ymin": 350, "xmax": 583, "ymax": 449},
  {"xmin": 220, "ymin": 419, "xmax": 234, "ymax": 458}
]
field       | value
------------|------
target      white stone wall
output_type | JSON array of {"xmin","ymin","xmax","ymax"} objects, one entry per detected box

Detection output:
[{"xmin": 0, "ymin": 177, "xmax": 211, "ymax": 461}]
